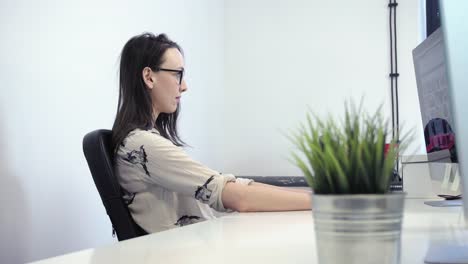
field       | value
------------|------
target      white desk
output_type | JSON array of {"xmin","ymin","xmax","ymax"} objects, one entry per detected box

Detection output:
[{"xmin": 31, "ymin": 199, "xmax": 466, "ymax": 264}]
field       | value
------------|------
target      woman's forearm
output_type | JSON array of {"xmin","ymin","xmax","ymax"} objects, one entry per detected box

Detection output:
[
  {"xmin": 250, "ymin": 182, "xmax": 313, "ymax": 194},
  {"xmin": 222, "ymin": 182, "xmax": 312, "ymax": 212}
]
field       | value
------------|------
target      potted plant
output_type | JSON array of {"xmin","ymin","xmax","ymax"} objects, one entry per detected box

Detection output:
[{"xmin": 289, "ymin": 101, "xmax": 408, "ymax": 264}]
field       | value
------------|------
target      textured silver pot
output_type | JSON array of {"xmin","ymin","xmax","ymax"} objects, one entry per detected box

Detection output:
[{"xmin": 312, "ymin": 193, "xmax": 406, "ymax": 264}]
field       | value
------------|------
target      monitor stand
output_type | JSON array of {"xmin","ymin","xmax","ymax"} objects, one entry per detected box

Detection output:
[
  {"xmin": 424, "ymin": 199, "xmax": 463, "ymax": 207},
  {"xmin": 424, "ymin": 224, "xmax": 468, "ymax": 263},
  {"xmin": 425, "ymin": 163, "xmax": 462, "ymax": 207},
  {"xmin": 424, "ymin": 243, "xmax": 468, "ymax": 263}
]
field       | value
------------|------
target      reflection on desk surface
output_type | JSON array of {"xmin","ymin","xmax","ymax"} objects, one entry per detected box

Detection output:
[{"xmin": 30, "ymin": 199, "xmax": 466, "ymax": 264}]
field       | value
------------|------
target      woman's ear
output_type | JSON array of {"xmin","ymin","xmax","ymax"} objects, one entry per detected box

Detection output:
[{"xmin": 142, "ymin": 67, "xmax": 156, "ymax": 89}]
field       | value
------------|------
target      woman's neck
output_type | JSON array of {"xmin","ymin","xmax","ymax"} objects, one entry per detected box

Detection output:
[{"xmin": 152, "ymin": 108, "xmax": 160, "ymax": 123}]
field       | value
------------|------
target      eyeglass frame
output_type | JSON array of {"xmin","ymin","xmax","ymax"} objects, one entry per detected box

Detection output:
[{"xmin": 155, "ymin": 68, "xmax": 185, "ymax": 85}]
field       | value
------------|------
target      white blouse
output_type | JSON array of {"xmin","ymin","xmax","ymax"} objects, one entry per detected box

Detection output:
[{"xmin": 115, "ymin": 128, "xmax": 252, "ymax": 233}]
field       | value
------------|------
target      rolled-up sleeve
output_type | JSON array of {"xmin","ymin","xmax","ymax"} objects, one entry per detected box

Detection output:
[{"xmin": 118, "ymin": 130, "xmax": 236, "ymax": 212}]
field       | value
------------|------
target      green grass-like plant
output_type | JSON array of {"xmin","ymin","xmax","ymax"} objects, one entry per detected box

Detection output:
[{"xmin": 289, "ymin": 101, "xmax": 407, "ymax": 194}]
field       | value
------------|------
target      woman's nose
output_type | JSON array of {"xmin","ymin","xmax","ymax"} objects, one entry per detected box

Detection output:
[{"xmin": 180, "ymin": 79, "xmax": 188, "ymax": 93}]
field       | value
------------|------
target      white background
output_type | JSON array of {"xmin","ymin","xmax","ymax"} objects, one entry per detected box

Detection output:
[
  {"xmin": 0, "ymin": 0, "xmax": 425, "ymax": 263},
  {"xmin": 223, "ymin": 0, "xmax": 424, "ymax": 176}
]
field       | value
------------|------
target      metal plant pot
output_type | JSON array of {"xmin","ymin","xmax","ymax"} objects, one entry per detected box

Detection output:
[{"xmin": 312, "ymin": 193, "xmax": 406, "ymax": 264}]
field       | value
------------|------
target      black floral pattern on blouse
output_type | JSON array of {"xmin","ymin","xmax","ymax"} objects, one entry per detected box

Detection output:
[
  {"xmin": 175, "ymin": 215, "xmax": 202, "ymax": 227},
  {"xmin": 124, "ymin": 145, "xmax": 150, "ymax": 177},
  {"xmin": 194, "ymin": 175, "xmax": 215, "ymax": 203},
  {"xmin": 122, "ymin": 192, "xmax": 136, "ymax": 205}
]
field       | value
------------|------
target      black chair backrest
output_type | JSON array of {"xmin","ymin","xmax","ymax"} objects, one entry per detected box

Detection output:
[{"xmin": 83, "ymin": 129, "xmax": 147, "ymax": 241}]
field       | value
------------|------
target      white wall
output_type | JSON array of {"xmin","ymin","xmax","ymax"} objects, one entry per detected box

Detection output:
[
  {"xmin": 0, "ymin": 1, "xmax": 224, "ymax": 263},
  {"xmin": 222, "ymin": 0, "xmax": 425, "ymax": 176}
]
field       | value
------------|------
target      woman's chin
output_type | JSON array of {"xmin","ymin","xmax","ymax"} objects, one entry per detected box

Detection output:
[{"xmin": 164, "ymin": 108, "xmax": 178, "ymax": 114}]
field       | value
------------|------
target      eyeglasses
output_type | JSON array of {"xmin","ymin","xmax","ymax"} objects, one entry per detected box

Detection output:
[{"xmin": 156, "ymin": 68, "xmax": 184, "ymax": 85}]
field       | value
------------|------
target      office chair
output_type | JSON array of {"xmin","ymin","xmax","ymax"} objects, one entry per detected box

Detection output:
[{"xmin": 83, "ymin": 129, "xmax": 147, "ymax": 241}]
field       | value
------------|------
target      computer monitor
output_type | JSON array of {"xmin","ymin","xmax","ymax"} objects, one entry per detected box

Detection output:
[
  {"xmin": 413, "ymin": 26, "xmax": 456, "ymax": 164},
  {"xmin": 413, "ymin": 26, "xmax": 461, "ymax": 202},
  {"xmin": 436, "ymin": 0, "xmax": 467, "ymax": 220},
  {"xmin": 413, "ymin": 0, "xmax": 468, "ymax": 263}
]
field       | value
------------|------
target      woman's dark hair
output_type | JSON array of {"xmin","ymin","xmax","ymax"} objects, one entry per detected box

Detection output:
[{"xmin": 111, "ymin": 32, "xmax": 185, "ymax": 154}]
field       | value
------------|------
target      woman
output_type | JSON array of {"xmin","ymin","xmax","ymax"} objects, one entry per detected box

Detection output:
[{"xmin": 112, "ymin": 32, "xmax": 311, "ymax": 233}]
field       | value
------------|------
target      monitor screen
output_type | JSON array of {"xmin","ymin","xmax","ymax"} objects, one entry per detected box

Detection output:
[
  {"xmin": 413, "ymin": 27, "xmax": 461, "ymax": 199},
  {"xmin": 413, "ymin": 27, "xmax": 457, "ymax": 164}
]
